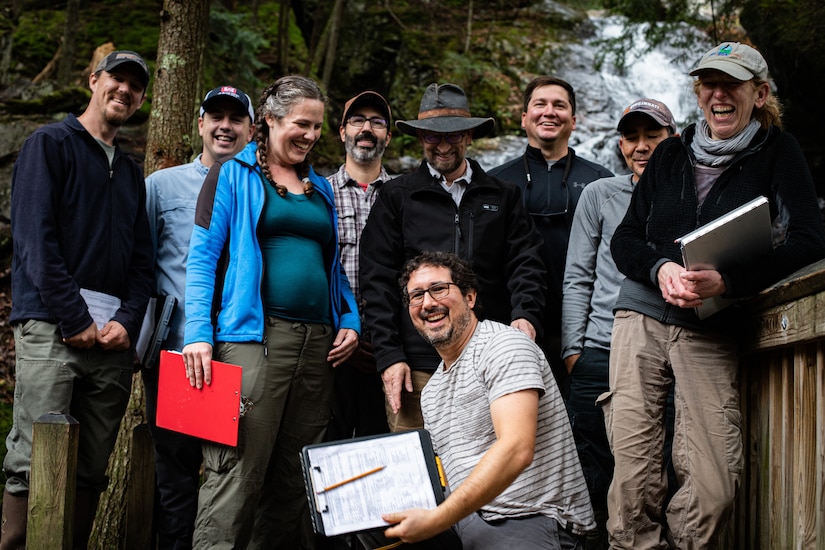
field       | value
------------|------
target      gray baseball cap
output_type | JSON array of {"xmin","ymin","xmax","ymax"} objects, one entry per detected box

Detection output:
[{"xmin": 689, "ymin": 42, "xmax": 768, "ymax": 81}]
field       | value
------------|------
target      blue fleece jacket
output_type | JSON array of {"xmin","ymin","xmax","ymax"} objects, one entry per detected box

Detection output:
[{"xmin": 184, "ymin": 141, "xmax": 360, "ymax": 346}]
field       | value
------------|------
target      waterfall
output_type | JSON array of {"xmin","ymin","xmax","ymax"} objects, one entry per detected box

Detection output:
[{"xmin": 472, "ymin": 15, "xmax": 711, "ymax": 175}]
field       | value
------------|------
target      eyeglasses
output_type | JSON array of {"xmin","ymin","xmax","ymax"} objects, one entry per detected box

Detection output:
[
  {"xmin": 347, "ymin": 115, "xmax": 388, "ymax": 129},
  {"xmin": 420, "ymin": 132, "xmax": 466, "ymax": 145},
  {"xmin": 406, "ymin": 282, "xmax": 458, "ymax": 306}
]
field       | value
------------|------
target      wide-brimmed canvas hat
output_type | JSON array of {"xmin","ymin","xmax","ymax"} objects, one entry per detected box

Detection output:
[{"xmin": 396, "ymin": 83, "xmax": 495, "ymax": 138}]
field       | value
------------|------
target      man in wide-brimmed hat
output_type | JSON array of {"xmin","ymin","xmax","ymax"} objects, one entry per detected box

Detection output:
[{"xmin": 360, "ymin": 83, "xmax": 547, "ymax": 433}]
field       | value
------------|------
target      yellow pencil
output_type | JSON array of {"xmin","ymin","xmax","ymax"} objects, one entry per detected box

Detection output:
[{"xmin": 317, "ymin": 465, "xmax": 386, "ymax": 493}]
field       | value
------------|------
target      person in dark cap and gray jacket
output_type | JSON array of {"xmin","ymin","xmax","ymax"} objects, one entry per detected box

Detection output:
[{"xmin": 359, "ymin": 83, "xmax": 547, "ymax": 433}]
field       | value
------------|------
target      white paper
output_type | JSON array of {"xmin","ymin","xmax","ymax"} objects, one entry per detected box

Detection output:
[
  {"xmin": 306, "ymin": 431, "xmax": 439, "ymax": 536},
  {"xmin": 79, "ymin": 288, "xmax": 121, "ymax": 330}
]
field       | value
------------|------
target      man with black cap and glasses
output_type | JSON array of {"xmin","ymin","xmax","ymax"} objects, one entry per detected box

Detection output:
[
  {"xmin": 359, "ymin": 83, "xmax": 546, "ymax": 433},
  {"xmin": 326, "ymin": 91, "xmax": 394, "ymax": 443},
  {"xmin": 2, "ymin": 50, "xmax": 153, "ymax": 549},
  {"xmin": 142, "ymin": 85, "xmax": 255, "ymax": 549}
]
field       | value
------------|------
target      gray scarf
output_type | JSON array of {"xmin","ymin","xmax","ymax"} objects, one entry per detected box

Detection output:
[{"xmin": 691, "ymin": 118, "xmax": 760, "ymax": 167}]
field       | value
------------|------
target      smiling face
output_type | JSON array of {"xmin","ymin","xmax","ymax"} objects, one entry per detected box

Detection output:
[
  {"xmin": 88, "ymin": 67, "xmax": 146, "ymax": 127},
  {"xmin": 340, "ymin": 105, "xmax": 391, "ymax": 163},
  {"xmin": 619, "ymin": 115, "xmax": 672, "ymax": 182},
  {"xmin": 696, "ymin": 70, "xmax": 769, "ymax": 140},
  {"xmin": 419, "ymin": 131, "xmax": 471, "ymax": 182},
  {"xmin": 266, "ymin": 98, "xmax": 325, "ymax": 167},
  {"xmin": 199, "ymin": 98, "xmax": 254, "ymax": 166},
  {"xmin": 522, "ymin": 84, "xmax": 576, "ymax": 149},
  {"xmin": 406, "ymin": 265, "xmax": 476, "ymax": 354}
]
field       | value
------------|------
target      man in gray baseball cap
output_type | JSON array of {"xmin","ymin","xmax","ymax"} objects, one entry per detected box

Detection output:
[
  {"xmin": 359, "ymin": 83, "xmax": 547, "ymax": 433},
  {"xmin": 95, "ymin": 49, "xmax": 151, "ymax": 90}
]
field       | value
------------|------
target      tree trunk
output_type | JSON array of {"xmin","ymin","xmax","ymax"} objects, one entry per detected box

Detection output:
[
  {"xmin": 278, "ymin": 0, "xmax": 290, "ymax": 75},
  {"xmin": 88, "ymin": 2, "xmax": 208, "ymax": 547},
  {"xmin": 0, "ymin": 0, "xmax": 24, "ymax": 86},
  {"xmin": 464, "ymin": 0, "xmax": 473, "ymax": 54},
  {"xmin": 143, "ymin": 0, "xmax": 210, "ymax": 176},
  {"xmin": 321, "ymin": 0, "xmax": 345, "ymax": 91},
  {"xmin": 57, "ymin": 0, "xmax": 80, "ymax": 87}
]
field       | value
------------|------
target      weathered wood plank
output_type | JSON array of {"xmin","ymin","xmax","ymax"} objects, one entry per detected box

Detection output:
[
  {"xmin": 743, "ymin": 293, "xmax": 825, "ymax": 352},
  {"xmin": 123, "ymin": 424, "xmax": 155, "ymax": 550},
  {"xmin": 795, "ymin": 345, "xmax": 817, "ymax": 549},
  {"xmin": 28, "ymin": 413, "xmax": 79, "ymax": 550}
]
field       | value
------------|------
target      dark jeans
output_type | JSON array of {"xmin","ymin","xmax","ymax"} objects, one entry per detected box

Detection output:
[
  {"xmin": 143, "ymin": 364, "xmax": 202, "ymax": 550},
  {"xmin": 567, "ymin": 348, "xmax": 614, "ymax": 511},
  {"xmin": 326, "ymin": 359, "xmax": 389, "ymax": 441}
]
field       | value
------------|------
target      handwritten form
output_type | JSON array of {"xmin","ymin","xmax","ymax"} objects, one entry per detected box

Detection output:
[{"xmin": 306, "ymin": 431, "xmax": 439, "ymax": 536}]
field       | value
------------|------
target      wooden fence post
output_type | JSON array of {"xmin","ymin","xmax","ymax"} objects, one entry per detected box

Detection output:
[
  {"xmin": 28, "ymin": 413, "xmax": 79, "ymax": 549},
  {"xmin": 123, "ymin": 423, "xmax": 155, "ymax": 550}
]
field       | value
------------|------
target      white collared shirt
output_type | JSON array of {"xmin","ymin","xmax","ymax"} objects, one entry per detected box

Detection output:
[{"xmin": 427, "ymin": 160, "xmax": 473, "ymax": 206}]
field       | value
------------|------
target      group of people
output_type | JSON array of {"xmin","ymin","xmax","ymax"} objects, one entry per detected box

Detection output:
[{"xmin": 1, "ymin": 38, "xmax": 824, "ymax": 550}]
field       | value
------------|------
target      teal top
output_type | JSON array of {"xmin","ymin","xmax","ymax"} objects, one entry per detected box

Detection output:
[{"xmin": 260, "ymin": 183, "xmax": 333, "ymax": 324}]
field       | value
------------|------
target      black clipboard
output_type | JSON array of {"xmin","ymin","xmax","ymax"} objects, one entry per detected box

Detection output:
[
  {"xmin": 300, "ymin": 430, "xmax": 446, "ymax": 537},
  {"xmin": 141, "ymin": 295, "xmax": 177, "ymax": 368}
]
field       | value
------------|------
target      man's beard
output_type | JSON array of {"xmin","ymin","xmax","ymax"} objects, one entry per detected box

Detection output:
[
  {"xmin": 418, "ymin": 305, "xmax": 472, "ymax": 348},
  {"xmin": 345, "ymin": 132, "xmax": 385, "ymax": 163}
]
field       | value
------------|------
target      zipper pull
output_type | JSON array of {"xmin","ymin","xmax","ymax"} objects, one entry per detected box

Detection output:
[
  {"xmin": 263, "ymin": 335, "xmax": 268, "ymax": 357},
  {"xmin": 454, "ymin": 213, "xmax": 461, "ymax": 239}
]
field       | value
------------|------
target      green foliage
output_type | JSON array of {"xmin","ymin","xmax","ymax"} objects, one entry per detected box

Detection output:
[
  {"xmin": 9, "ymin": 1, "xmax": 161, "ymax": 79},
  {"xmin": 83, "ymin": 1, "xmax": 161, "ymax": 63},
  {"xmin": 440, "ymin": 51, "xmax": 510, "ymax": 123},
  {"xmin": 202, "ymin": 8, "xmax": 269, "ymax": 96},
  {"xmin": 0, "ymin": 400, "xmax": 11, "ymax": 489},
  {"xmin": 11, "ymin": 10, "xmax": 65, "ymax": 67}
]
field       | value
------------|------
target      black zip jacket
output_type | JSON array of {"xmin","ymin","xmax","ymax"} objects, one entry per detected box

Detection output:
[
  {"xmin": 612, "ymin": 124, "xmax": 825, "ymax": 331},
  {"xmin": 10, "ymin": 113, "xmax": 153, "ymax": 341},
  {"xmin": 359, "ymin": 159, "xmax": 547, "ymax": 372},
  {"xmin": 488, "ymin": 146, "xmax": 613, "ymax": 345}
]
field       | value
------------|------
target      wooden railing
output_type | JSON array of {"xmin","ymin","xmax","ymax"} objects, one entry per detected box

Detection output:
[
  {"xmin": 23, "ymin": 419, "xmax": 153, "ymax": 549},
  {"xmin": 729, "ymin": 258, "xmax": 825, "ymax": 549}
]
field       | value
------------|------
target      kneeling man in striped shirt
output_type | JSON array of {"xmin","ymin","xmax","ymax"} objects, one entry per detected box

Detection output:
[{"xmin": 369, "ymin": 250, "xmax": 594, "ymax": 549}]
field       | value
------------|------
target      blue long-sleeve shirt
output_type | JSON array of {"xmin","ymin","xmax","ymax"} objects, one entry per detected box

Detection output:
[{"xmin": 145, "ymin": 156, "xmax": 209, "ymax": 350}]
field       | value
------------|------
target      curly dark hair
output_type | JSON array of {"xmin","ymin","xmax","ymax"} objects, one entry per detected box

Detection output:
[
  {"xmin": 254, "ymin": 75, "xmax": 327, "ymax": 197},
  {"xmin": 399, "ymin": 251, "xmax": 480, "ymax": 311}
]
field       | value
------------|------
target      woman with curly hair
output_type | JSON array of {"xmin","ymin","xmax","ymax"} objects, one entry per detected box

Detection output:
[{"xmin": 182, "ymin": 75, "xmax": 360, "ymax": 549}]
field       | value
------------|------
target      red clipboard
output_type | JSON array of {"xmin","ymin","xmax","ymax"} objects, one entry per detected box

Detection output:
[{"xmin": 156, "ymin": 350, "xmax": 243, "ymax": 446}]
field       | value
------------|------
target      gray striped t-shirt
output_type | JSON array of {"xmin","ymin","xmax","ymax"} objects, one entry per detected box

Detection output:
[{"xmin": 421, "ymin": 320, "xmax": 595, "ymax": 535}]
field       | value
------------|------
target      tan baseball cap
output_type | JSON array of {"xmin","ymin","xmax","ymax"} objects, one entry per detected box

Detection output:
[{"xmin": 689, "ymin": 42, "xmax": 768, "ymax": 81}]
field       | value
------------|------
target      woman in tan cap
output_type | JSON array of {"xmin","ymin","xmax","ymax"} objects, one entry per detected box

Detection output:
[{"xmin": 604, "ymin": 42, "xmax": 825, "ymax": 549}]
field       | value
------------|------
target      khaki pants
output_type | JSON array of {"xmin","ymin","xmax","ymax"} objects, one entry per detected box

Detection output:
[
  {"xmin": 604, "ymin": 311, "xmax": 741, "ymax": 549},
  {"xmin": 4, "ymin": 320, "xmax": 133, "ymax": 496},
  {"xmin": 384, "ymin": 369, "xmax": 432, "ymax": 432},
  {"xmin": 193, "ymin": 318, "xmax": 334, "ymax": 550}
]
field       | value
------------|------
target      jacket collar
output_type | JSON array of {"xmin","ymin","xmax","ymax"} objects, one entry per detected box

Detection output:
[{"xmin": 410, "ymin": 157, "xmax": 497, "ymax": 192}]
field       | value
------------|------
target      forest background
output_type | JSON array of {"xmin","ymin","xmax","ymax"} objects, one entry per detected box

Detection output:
[{"xmin": 0, "ymin": 0, "xmax": 822, "ymax": 544}]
